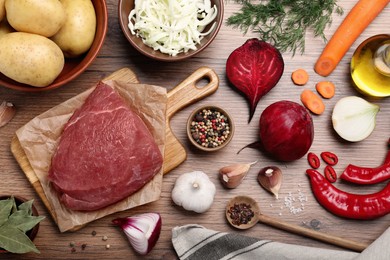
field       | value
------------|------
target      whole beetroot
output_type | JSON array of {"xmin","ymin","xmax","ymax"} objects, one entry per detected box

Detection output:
[{"xmin": 259, "ymin": 101, "xmax": 314, "ymax": 161}]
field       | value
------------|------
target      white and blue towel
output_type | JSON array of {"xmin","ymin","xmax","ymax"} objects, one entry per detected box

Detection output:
[{"xmin": 172, "ymin": 224, "xmax": 390, "ymax": 260}]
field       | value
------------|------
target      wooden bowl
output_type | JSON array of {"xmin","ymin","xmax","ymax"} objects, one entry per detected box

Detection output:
[
  {"xmin": 187, "ymin": 105, "xmax": 234, "ymax": 152},
  {"xmin": 118, "ymin": 0, "xmax": 224, "ymax": 62},
  {"xmin": 0, "ymin": 195, "xmax": 40, "ymax": 254},
  {"xmin": 0, "ymin": 0, "xmax": 108, "ymax": 92}
]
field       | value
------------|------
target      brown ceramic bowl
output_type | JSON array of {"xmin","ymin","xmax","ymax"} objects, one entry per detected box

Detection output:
[
  {"xmin": 0, "ymin": 195, "xmax": 41, "ymax": 253},
  {"xmin": 187, "ymin": 105, "xmax": 234, "ymax": 152},
  {"xmin": 118, "ymin": 0, "xmax": 224, "ymax": 62},
  {"xmin": 0, "ymin": 0, "xmax": 108, "ymax": 92}
]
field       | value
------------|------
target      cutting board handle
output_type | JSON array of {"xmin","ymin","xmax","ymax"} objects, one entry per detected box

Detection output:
[
  {"xmin": 166, "ymin": 66, "xmax": 219, "ymax": 119},
  {"xmin": 163, "ymin": 66, "xmax": 219, "ymax": 174}
]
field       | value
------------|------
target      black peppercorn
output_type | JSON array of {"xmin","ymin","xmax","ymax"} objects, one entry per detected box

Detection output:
[{"xmin": 227, "ymin": 203, "xmax": 254, "ymax": 226}]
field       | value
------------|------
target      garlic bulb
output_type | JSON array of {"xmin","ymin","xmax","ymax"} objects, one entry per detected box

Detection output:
[
  {"xmin": 332, "ymin": 96, "xmax": 379, "ymax": 142},
  {"xmin": 171, "ymin": 171, "xmax": 216, "ymax": 213}
]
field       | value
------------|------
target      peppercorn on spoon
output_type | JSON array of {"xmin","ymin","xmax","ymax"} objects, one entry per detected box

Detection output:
[{"xmin": 225, "ymin": 196, "xmax": 369, "ymax": 252}]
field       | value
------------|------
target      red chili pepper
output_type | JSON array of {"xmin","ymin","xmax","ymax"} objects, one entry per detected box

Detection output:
[
  {"xmin": 306, "ymin": 169, "xmax": 390, "ymax": 220},
  {"xmin": 307, "ymin": 152, "xmax": 320, "ymax": 169},
  {"xmin": 341, "ymin": 164, "xmax": 390, "ymax": 185},
  {"xmin": 324, "ymin": 166, "xmax": 337, "ymax": 183},
  {"xmin": 320, "ymin": 151, "xmax": 338, "ymax": 166},
  {"xmin": 341, "ymin": 138, "xmax": 390, "ymax": 185}
]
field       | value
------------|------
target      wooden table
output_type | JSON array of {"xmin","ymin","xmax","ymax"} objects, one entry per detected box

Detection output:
[{"xmin": 1, "ymin": 1, "xmax": 389, "ymax": 259}]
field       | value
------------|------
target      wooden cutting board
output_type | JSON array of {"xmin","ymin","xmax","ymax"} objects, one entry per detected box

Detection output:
[
  {"xmin": 104, "ymin": 66, "xmax": 220, "ymax": 173},
  {"xmin": 10, "ymin": 66, "xmax": 219, "ymax": 226}
]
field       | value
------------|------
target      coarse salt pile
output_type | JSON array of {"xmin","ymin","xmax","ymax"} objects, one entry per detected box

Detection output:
[
  {"xmin": 284, "ymin": 190, "xmax": 308, "ymax": 215},
  {"xmin": 271, "ymin": 188, "xmax": 308, "ymax": 216}
]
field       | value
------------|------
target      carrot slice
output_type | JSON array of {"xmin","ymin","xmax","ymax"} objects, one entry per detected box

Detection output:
[
  {"xmin": 300, "ymin": 89, "xmax": 325, "ymax": 115},
  {"xmin": 316, "ymin": 81, "xmax": 335, "ymax": 99},
  {"xmin": 314, "ymin": 0, "xmax": 390, "ymax": 77},
  {"xmin": 291, "ymin": 69, "xmax": 309, "ymax": 86}
]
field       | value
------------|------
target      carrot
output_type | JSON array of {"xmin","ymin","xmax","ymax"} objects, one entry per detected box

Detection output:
[
  {"xmin": 291, "ymin": 69, "xmax": 309, "ymax": 85},
  {"xmin": 316, "ymin": 81, "xmax": 335, "ymax": 99},
  {"xmin": 314, "ymin": 0, "xmax": 390, "ymax": 77},
  {"xmin": 300, "ymin": 89, "xmax": 325, "ymax": 115}
]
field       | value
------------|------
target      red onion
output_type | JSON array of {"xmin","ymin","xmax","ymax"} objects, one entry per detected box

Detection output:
[{"xmin": 112, "ymin": 213, "xmax": 161, "ymax": 255}]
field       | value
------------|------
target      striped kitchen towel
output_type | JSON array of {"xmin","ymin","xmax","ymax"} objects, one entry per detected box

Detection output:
[{"xmin": 172, "ymin": 224, "xmax": 390, "ymax": 260}]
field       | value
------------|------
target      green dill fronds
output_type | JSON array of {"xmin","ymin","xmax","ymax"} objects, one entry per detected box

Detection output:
[{"xmin": 228, "ymin": 0, "xmax": 344, "ymax": 55}]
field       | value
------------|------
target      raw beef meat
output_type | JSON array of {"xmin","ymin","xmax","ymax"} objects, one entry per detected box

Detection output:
[{"xmin": 48, "ymin": 82, "xmax": 163, "ymax": 211}]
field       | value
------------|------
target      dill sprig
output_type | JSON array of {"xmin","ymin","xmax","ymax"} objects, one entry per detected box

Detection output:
[{"xmin": 227, "ymin": 0, "xmax": 344, "ymax": 55}]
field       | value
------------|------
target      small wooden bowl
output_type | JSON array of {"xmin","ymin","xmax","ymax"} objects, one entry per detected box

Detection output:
[
  {"xmin": 0, "ymin": 0, "xmax": 108, "ymax": 92},
  {"xmin": 118, "ymin": 0, "xmax": 224, "ymax": 62},
  {"xmin": 0, "ymin": 195, "xmax": 40, "ymax": 254},
  {"xmin": 187, "ymin": 105, "xmax": 234, "ymax": 152}
]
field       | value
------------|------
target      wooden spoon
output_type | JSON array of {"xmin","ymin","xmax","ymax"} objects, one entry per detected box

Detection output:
[{"xmin": 225, "ymin": 195, "xmax": 369, "ymax": 252}]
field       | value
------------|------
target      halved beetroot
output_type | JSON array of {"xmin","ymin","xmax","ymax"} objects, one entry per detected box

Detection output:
[{"xmin": 226, "ymin": 39, "xmax": 284, "ymax": 123}]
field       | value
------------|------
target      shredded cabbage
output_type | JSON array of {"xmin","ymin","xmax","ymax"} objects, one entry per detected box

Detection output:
[{"xmin": 128, "ymin": 0, "xmax": 218, "ymax": 56}]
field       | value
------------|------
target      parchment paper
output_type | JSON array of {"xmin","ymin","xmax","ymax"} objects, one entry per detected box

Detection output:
[{"xmin": 15, "ymin": 80, "xmax": 167, "ymax": 232}]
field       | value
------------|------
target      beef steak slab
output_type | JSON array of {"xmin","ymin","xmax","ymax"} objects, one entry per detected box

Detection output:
[{"xmin": 48, "ymin": 82, "xmax": 163, "ymax": 211}]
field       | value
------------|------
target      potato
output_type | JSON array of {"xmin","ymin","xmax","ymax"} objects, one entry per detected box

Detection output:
[
  {"xmin": 5, "ymin": 0, "xmax": 66, "ymax": 37},
  {"xmin": 0, "ymin": 19, "xmax": 14, "ymax": 39},
  {"xmin": 0, "ymin": 32, "xmax": 64, "ymax": 87},
  {"xmin": 0, "ymin": 0, "xmax": 5, "ymax": 22},
  {"xmin": 52, "ymin": 0, "xmax": 96, "ymax": 58}
]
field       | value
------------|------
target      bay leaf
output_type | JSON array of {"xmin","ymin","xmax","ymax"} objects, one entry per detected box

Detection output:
[
  {"xmin": 11, "ymin": 196, "xmax": 18, "ymax": 214},
  {"xmin": 0, "ymin": 198, "xmax": 13, "ymax": 226},
  {"xmin": 0, "ymin": 225, "xmax": 40, "ymax": 253},
  {"xmin": 18, "ymin": 199, "xmax": 34, "ymax": 215},
  {"xmin": 7, "ymin": 211, "xmax": 45, "ymax": 233}
]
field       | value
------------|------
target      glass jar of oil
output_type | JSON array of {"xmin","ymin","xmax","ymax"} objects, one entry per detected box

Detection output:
[{"xmin": 351, "ymin": 34, "xmax": 390, "ymax": 97}]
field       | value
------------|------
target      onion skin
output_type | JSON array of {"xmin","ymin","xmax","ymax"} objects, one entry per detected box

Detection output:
[
  {"xmin": 112, "ymin": 213, "xmax": 162, "ymax": 255},
  {"xmin": 259, "ymin": 100, "xmax": 314, "ymax": 161}
]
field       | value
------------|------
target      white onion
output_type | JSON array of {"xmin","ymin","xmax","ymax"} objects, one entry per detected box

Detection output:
[{"xmin": 332, "ymin": 96, "xmax": 380, "ymax": 142}]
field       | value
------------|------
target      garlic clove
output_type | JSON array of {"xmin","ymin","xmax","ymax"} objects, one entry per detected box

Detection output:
[
  {"xmin": 257, "ymin": 166, "xmax": 282, "ymax": 199},
  {"xmin": 219, "ymin": 161, "xmax": 258, "ymax": 189},
  {"xmin": 0, "ymin": 101, "xmax": 16, "ymax": 128},
  {"xmin": 332, "ymin": 96, "xmax": 379, "ymax": 142}
]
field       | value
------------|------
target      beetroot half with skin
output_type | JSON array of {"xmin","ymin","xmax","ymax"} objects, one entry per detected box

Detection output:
[
  {"xmin": 226, "ymin": 38, "xmax": 284, "ymax": 123},
  {"xmin": 259, "ymin": 100, "xmax": 314, "ymax": 161}
]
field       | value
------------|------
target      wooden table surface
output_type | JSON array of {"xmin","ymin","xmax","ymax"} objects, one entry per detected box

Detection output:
[{"xmin": 1, "ymin": 1, "xmax": 390, "ymax": 259}]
